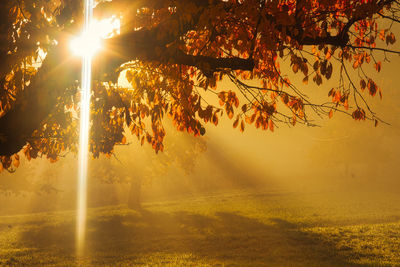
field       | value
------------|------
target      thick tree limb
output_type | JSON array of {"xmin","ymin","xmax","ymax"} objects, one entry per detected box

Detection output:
[
  {"xmin": 0, "ymin": 42, "xmax": 81, "ymax": 156},
  {"xmin": 98, "ymin": 33, "xmax": 254, "ymax": 80}
]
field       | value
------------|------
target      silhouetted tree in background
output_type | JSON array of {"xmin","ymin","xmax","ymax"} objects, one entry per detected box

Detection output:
[{"xmin": 91, "ymin": 127, "xmax": 207, "ymax": 209}]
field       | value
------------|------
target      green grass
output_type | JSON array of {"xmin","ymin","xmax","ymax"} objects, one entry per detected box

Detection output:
[{"xmin": 1, "ymin": 188, "xmax": 400, "ymax": 266}]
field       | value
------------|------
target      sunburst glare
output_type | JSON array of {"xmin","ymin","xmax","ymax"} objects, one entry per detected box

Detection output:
[{"xmin": 70, "ymin": 16, "xmax": 121, "ymax": 57}]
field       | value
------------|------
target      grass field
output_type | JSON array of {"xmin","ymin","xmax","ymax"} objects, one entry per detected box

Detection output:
[{"xmin": 1, "ymin": 187, "xmax": 400, "ymax": 266}]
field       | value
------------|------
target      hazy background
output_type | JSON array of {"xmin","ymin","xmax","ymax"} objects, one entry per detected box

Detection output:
[{"xmin": 1, "ymin": 48, "xmax": 399, "ymax": 216}]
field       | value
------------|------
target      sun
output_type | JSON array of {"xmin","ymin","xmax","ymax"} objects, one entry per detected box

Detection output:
[{"xmin": 70, "ymin": 16, "xmax": 121, "ymax": 57}]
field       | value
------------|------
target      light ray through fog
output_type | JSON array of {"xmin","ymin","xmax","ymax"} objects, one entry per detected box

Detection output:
[{"xmin": 76, "ymin": 0, "xmax": 94, "ymax": 255}]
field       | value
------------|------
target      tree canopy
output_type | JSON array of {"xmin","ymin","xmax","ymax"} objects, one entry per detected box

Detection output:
[{"xmin": 0, "ymin": 0, "xmax": 399, "ymax": 171}]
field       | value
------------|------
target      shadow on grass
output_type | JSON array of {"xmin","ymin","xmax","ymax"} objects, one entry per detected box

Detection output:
[{"xmin": 9, "ymin": 209, "xmax": 368, "ymax": 266}]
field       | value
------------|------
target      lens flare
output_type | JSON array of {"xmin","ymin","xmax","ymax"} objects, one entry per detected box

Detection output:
[
  {"xmin": 70, "ymin": 17, "xmax": 121, "ymax": 57},
  {"xmin": 76, "ymin": 0, "xmax": 94, "ymax": 256},
  {"xmin": 72, "ymin": 1, "xmax": 121, "ymax": 256},
  {"xmin": 70, "ymin": 34, "xmax": 101, "ymax": 57}
]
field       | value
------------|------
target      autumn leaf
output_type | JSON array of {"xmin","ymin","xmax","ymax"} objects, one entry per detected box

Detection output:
[
  {"xmin": 141, "ymin": 136, "xmax": 145, "ymax": 146},
  {"xmin": 240, "ymin": 121, "xmax": 245, "ymax": 132},
  {"xmin": 367, "ymin": 79, "xmax": 377, "ymax": 96},
  {"xmin": 269, "ymin": 120, "xmax": 274, "ymax": 132},
  {"xmin": 360, "ymin": 79, "xmax": 367, "ymax": 91},
  {"xmin": 233, "ymin": 117, "xmax": 239, "ymax": 128},
  {"xmin": 13, "ymin": 154, "xmax": 20, "ymax": 168},
  {"xmin": 374, "ymin": 61, "xmax": 381, "ymax": 72}
]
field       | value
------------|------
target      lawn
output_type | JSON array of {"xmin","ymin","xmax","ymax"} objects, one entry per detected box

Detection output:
[{"xmin": 0, "ymin": 188, "xmax": 400, "ymax": 266}]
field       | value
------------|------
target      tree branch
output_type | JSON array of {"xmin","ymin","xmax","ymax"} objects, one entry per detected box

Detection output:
[{"xmin": 0, "ymin": 42, "xmax": 81, "ymax": 156}]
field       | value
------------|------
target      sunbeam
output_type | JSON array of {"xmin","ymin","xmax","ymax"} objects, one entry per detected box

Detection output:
[
  {"xmin": 72, "ymin": 2, "xmax": 121, "ymax": 256},
  {"xmin": 76, "ymin": 0, "xmax": 94, "ymax": 256}
]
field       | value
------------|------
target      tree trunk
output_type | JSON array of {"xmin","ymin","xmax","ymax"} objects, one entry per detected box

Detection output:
[
  {"xmin": 127, "ymin": 177, "xmax": 141, "ymax": 209},
  {"xmin": 0, "ymin": 41, "xmax": 81, "ymax": 156}
]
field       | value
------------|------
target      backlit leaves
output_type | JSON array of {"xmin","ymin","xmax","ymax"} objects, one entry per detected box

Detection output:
[
  {"xmin": 1, "ymin": 0, "xmax": 398, "ymax": 170},
  {"xmin": 352, "ymin": 108, "xmax": 366, "ymax": 121}
]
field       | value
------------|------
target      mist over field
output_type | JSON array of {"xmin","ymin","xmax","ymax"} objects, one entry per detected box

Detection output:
[{"xmin": 1, "ymin": 83, "xmax": 399, "ymax": 215}]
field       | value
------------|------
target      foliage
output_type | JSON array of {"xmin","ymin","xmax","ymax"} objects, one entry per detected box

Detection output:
[{"xmin": 0, "ymin": 0, "xmax": 399, "ymax": 171}]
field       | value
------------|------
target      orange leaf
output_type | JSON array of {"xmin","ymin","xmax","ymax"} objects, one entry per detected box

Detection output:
[
  {"xmin": 141, "ymin": 136, "xmax": 145, "ymax": 146},
  {"xmin": 13, "ymin": 155, "xmax": 20, "ymax": 168},
  {"xmin": 374, "ymin": 61, "xmax": 381, "ymax": 72},
  {"xmin": 228, "ymin": 109, "xmax": 234, "ymax": 119},
  {"xmin": 240, "ymin": 121, "xmax": 245, "ymax": 132},
  {"xmin": 233, "ymin": 118, "xmax": 239, "ymax": 128},
  {"xmin": 269, "ymin": 120, "xmax": 274, "ymax": 132}
]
